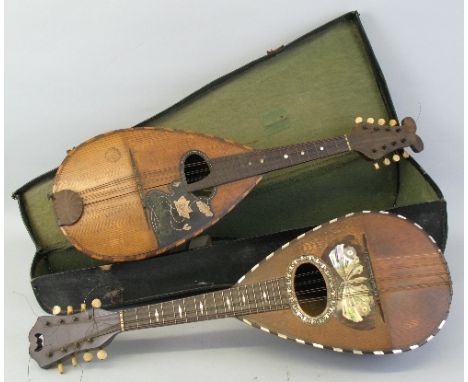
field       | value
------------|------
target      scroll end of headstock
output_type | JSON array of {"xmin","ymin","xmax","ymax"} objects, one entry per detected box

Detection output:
[
  {"xmin": 401, "ymin": 116, "xmax": 417, "ymax": 132},
  {"xmin": 410, "ymin": 135, "xmax": 424, "ymax": 153}
]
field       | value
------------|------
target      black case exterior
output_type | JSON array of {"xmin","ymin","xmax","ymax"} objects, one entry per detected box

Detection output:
[
  {"xmin": 14, "ymin": 11, "xmax": 447, "ymax": 313},
  {"xmin": 30, "ymin": 202, "xmax": 446, "ymax": 312}
]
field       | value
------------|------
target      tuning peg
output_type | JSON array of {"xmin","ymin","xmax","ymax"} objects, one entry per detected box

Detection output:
[
  {"xmin": 83, "ymin": 351, "xmax": 93, "ymax": 363},
  {"xmin": 383, "ymin": 158, "xmax": 391, "ymax": 166},
  {"xmin": 52, "ymin": 305, "xmax": 62, "ymax": 315},
  {"xmin": 355, "ymin": 116, "xmax": 363, "ymax": 124},
  {"xmin": 373, "ymin": 162, "xmax": 380, "ymax": 170},
  {"xmin": 377, "ymin": 118, "xmax": 385, "ymax": 125},
  {"xmin": 402, "ymin": 150, "xmax": 410, "ymax": 159},
  {"xmin": 97, "ymin": 349, "xmax": 108, "ymax": 360},
  {"xmin": 80, "ymin": 303, "xmax": 87, "ymax": 312},
  {"xmin": 67, "ymin": 305, "xmax": 74, "ymax": 315},
  {"xmin": 367, "ymin": 117, "xmax": 375, "ymax": 124},
  {"xmin": 57, "ymin": 362, "xmax": 65, "ymax": 374},
  {"xmin": 392, "ymin": 154, "xmax": 401, "ymax": 162},
  {"xmin": 91, "ymin": 298, "xmax": 102, "ymax": 309},
  {"xmin": 389, "ymin": 119, "xmax": 398, "ymax": 127},
  {"xmin": 71, "ymin": 355, "xmax": 78, "ymax": 367}
]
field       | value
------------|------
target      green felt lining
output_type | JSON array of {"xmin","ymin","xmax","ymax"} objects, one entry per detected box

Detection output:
[{"xmin": 15, "ymin": 13, "xmax": 441, "ymax": 276}]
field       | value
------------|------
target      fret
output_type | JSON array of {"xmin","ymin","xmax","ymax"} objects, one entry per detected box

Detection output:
[
  {"xmin": 258, "ymin": 283, "xmax": 267, "ymax": 311},
  {"xmin": 294, "ymin": 145, "xmax": 302, "ymax": 164},
  {"xmin": 194, "ymin": 297, "xmax": 199, "ymax": 321},
  {"xmin": 264, "ymin": 280, "xmax": 272, "ymax": 311},
  {"xmin": 177, "ymin": 303, "xmax": 183, "ymax": 320},
  {"xmin": 266, "ymin": 280, "xmax": 276, "ymax": 309},
  {"xmin": 228, "ymin": 289, "xmax": 234, "ymax": 312},
  {"xmin": 242, "ymin": 285, "xmax": 249, "ymax": 312},
  {"xmin": 246, "ymin": 284, "xmax": 253, "ymax": 312},
  {"xmin": 276, "ymin": 279, "xmax": 285, "ymax": 308},
  {"xmin": 121, "ymin": 278, "xmax": 290, "ymax": 332},
  {"xmin": 221, "ymin": 290, "xmax": 227, "ymax": 314},
  {"xmin": 236, "ymin": 285, "xmax": 243, "ymax": 312},
  {"xmin": 212, "ymin": 292, "xmax": 218, "ymax": 318},
  {"xmin": 311, "ymin": 141, "xmax": 319, "ymax": 159},
  {"xmin": 238, "ymin": 285, "xmax": 244, "ymax": 312},
  {"xmin": 182, "ymin": 298, "xmax": 187, "ymax": 322},
  {"xmin": 304, "ymin": 141, "xmax": 313, "ymax": 160},
  {"xmin": 161, "ymin": 302, "xmax": 166, "ymax": 325},
  {"xmin": 251, "ymin": 284, "xmax": 260, "ymax": 313},
  {"xmin": 154, "ymin": 305, "xmax": 160, "ymax": 323},
  {"xmin": 147, "ymin": 305, "xmax": 152, "ymax": 325},
  {"xmin": 171, "ymin": 300, "xmax": 177, "ymax": 324}
]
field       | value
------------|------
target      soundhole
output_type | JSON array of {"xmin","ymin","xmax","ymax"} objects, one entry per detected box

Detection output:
[
  {"xmin": 183, "ymin": 153, "xmax": 213, "ymax": 198},
  {"xmin": 294, "ymin": 263, "xmax": 327, "ymax": 317}
]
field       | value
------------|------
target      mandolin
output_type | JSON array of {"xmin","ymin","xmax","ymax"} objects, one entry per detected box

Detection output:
[
  {"xmin": 29, "ymin": 212, "xmax": 451, "ymax": 374},
  {"xmin": 52, "ymin": 117, "xmax": 424, "ymax": 262}
]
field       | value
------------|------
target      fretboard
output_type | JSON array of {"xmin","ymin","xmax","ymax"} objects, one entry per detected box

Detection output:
[
  {"xmin": 119, "ymin": 278, "xmax": 289, "ymax": 332},
  {"xmin": 187, "ymin": 136, "xmax": 350, "ymax": 192}
]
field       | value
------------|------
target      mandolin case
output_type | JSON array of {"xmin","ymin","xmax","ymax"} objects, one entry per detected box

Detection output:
[{"xmin": 13, "ymin": 11, "xmax": 447, "ymax": 313}]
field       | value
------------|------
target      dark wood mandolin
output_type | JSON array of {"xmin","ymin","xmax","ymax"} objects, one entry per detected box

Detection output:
[
  {"xmin": 29, "ymin": 212, "xmax": 451, "ymax": 374},
  {"xmin": 52, "ymin": 117, "xmax": 424, "ymax": 261}
]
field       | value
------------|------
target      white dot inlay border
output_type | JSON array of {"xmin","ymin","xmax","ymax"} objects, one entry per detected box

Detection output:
[{"xmin": 235, "ymin": 210, "xmax": 450, "ymax": 356}]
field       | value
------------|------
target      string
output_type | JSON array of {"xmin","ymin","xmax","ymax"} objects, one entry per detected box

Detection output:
[
  {"xmin": 67, "ymin": 136, "xmax": 351, "ymax": 205},
  {"xmin": 68, "ymin": 256, "xmax": 446, "ymax": 329},
  {"xmin": 83, "ymin": 123, "xmax": 407, "ymax": 201},
  {"xmin": 87, "ymin": 268, "xmax": 451, "ymax": 329},
  {"xmin": 40, "ymin": 253, "xmax": 449, "ymax": 357},
  {"xmin": 80, "ymin": 138, "xmax": 347, "ymax": 205},
  {"xmin": 75, "ymin": 135, "xmax": 346, "ymax": 196},
  {"xmin": 90, "ymin": 279, "xmax": 450, "ymax": 339},
  {"xmin": 81, "ymin": 258, "xmax": 448, "ymax": 326},
  {"xmin": 43, "ymin": 274, "xmax": 449, "ymax": 358}
]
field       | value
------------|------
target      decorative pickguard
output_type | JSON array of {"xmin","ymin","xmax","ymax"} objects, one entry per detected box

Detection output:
[
  {"xmin": 144, "ymin": 182, "xmax": 214, "ymax": 248},
  {"xmin": 328, "ymin": 243, "xmax": 375, "ymax": 328}
]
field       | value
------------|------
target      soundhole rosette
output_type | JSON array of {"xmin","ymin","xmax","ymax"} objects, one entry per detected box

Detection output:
[{"xmin": 286, "ymin": 255, "xmax": 337, "ymax": 326}]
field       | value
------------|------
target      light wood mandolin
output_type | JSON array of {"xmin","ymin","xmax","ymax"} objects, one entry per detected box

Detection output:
[
  {"xmin": 52, "ymin": 117, "xmax": 423, "ymax": 261},
  {"xmin": 29, "ymin": 212, "xmax": 451, "ymax": 374}
]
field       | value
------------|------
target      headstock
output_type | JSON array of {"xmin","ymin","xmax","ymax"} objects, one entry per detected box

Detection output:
[
  {"xmin": 348, "ymin": 116, "xmax": 423, "ymax": 169},
  {"xmin": 29, "ymin": 299, "xmax": 119, "ymax": 373}
]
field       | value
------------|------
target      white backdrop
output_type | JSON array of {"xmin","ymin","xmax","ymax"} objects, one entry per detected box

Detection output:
[{"xmin": 5, "ymin": 1, "xmax": 463, "ymax": 381}]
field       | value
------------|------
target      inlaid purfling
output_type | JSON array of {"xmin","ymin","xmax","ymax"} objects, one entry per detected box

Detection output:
[
  {"xmin": 29, "ymin": 213, "xmax": 450, "ymax": 372},
  {"xmin": 53, "ymin": 118, "xmax": 423, "ymax": 262}
]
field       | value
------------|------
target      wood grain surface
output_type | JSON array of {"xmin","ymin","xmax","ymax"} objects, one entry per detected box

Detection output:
[
  {"xmin": 239, "ymin": 212, "xmax": 451, "ymax": 353},
  {"xmin": 53, "ymin": 128, "xmax": 260, "ymax": 262}
]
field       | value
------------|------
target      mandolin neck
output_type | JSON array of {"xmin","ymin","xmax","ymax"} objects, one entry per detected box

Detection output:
[
  {"xmin": 119, "ymin": 278, "xmax": 289, "ymax": 332},
  {"xmin": 187, "ymin": 135, "xmax": 351, "ymax": 192}
]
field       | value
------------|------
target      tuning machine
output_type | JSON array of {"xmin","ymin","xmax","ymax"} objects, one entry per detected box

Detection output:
[
  {"xmin": 71, "ymin": 355, "xmax": 79, "ymax": 367},
  {"xmin": 91, "ymin": 298, "xmax": 102, "ymax": 309},
  {"xmin": 83, "ymin": 351, "xmax": 93, "ymax": 363},
  {"xmin": 97, "ymin": 349, "xmax": 108, "ymax": 360}
]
